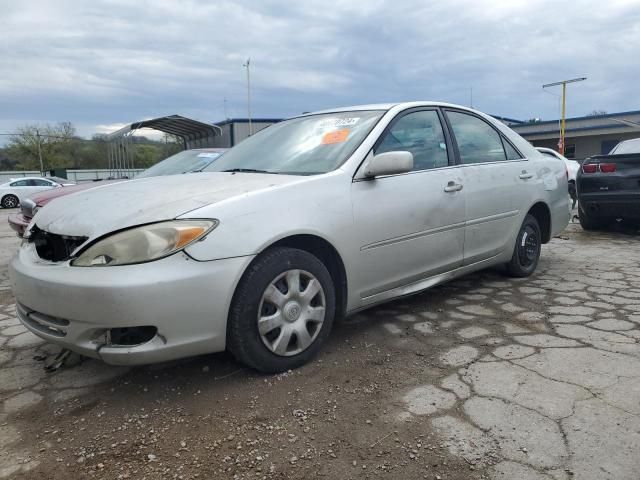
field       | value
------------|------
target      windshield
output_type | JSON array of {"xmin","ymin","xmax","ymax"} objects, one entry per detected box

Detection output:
[
  {"xmin": 137, "ymin": 150, "xmax": 224, "ymax": 178},
  {"xmin": 204, "ymin": 110, "xmax": 384, "ymax": 175},
  {"xmin": 609, "ymin": 138, "xmax": 640, "ymax": 155}
]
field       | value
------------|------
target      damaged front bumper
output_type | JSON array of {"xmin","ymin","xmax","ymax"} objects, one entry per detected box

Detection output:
[{"xmin": 9, "ymin": 244, "xmax": 254, "ymax": 365}]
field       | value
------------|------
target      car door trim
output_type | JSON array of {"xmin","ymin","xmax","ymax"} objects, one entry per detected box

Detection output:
[
  {"xmin": 466, "ymin": 209, "xmax": 519, "ymax": 226},
  {"xmin": 360, "ymin": 221, "xmax": 466, "ymax": 251}
]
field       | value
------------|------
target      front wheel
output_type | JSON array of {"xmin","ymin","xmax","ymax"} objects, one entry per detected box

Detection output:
[
  {"xmin": 505, "ymin": 214, "xmax": 541, "ymax": 278},
  {"xmin": 227, "ymin": 247, "xmax": 336, "ymax": 373}
]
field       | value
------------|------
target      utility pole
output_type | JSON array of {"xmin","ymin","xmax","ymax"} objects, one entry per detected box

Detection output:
[
  {"xmin": 243, "ymin": 58, "xmax": 252, "ymax": 136},
  {"xmin": 35, "ymin": 128, "xmax": 44, "ymax": 174},
  {"xmin": 542, "ymin": 77, "xmax": 587, "ymax": 155}
]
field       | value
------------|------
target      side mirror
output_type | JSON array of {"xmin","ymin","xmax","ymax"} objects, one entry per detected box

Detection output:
[{"xmin": 363, "ymin": 151, "xmax": 413, "ymax": 178}]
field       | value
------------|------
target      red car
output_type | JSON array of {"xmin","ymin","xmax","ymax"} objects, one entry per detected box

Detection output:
[{"xmin": 8, "ymin": 148, "xmax": 226, "ymax": 236}]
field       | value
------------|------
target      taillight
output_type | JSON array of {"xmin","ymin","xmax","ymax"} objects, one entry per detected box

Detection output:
[
  {"xmin": 599, "ymin": 163, "xmax": 616, "ymax": 173},
  {"xmin": 582, "ymin": 164, "xmax": 597, "ymax": 174}
]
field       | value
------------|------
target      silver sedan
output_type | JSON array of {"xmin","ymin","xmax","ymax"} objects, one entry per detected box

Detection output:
[{"xmin": 10, "ymin": 102, "xmax": 569, "ymax": 372}]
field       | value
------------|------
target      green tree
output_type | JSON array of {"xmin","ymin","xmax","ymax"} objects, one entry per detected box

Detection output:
[
  {"xmin": 6, "ymin": 122, "xmax": 76, "ymax": 171},
  {"xmin": 3, "ymin": 123, "xmax": 184, "ymax": 172}
]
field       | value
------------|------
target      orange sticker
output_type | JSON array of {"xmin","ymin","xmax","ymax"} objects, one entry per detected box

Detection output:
[{"xmin": 322, "ymin": 128, "xmax": 350, "ymax": 145}]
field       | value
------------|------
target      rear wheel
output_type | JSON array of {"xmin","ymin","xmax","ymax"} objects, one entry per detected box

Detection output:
[
  {"xmin": 578, "ymin": 208, "xmax": 608, "ymax": 231},
  {"xmin": 227, "ymin": 247, "xmax": 336, "ymax": 373},
  {"xmin": 1, "ymin": 195, "xmax": 19, "ymax": 209},
  {"xmin": 506, "ymin": 214, "xmax": 541, "ymax": 278}
]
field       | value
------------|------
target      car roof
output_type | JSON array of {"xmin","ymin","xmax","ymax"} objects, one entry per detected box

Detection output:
[
  {"xmin": 7, "ymin": 176, "xmax": 54, "ymax": 182},
  {"xmin": 303, "ymin": 101, "xmax": 479, "ymax": 117}
]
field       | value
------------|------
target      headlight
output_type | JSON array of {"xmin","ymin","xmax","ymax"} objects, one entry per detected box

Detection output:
[{"xmin": 71, "ymin": 220, "xmax": 217, "ymax": 267}]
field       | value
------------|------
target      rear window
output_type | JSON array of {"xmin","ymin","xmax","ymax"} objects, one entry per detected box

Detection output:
[{"xmin": 610, "ymin": 138, "xmax": 640, "ymax": 155}]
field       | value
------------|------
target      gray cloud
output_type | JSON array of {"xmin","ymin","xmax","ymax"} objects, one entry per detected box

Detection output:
[{"xmin": 1, "ymin": 0, "xmax": 639, "ymax": 139}]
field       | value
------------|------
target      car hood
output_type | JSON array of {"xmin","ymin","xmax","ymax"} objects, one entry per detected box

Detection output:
[{"xmin": 33, "ymin": 172, "xmax": 302, "ymax": 239}]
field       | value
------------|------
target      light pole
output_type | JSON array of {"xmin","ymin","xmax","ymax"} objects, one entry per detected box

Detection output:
[
  {"xmin": 542, "ymin": 77, "xmax": 586, "ymax": 155},
  {"xmin": 243, "ymin": 58, "xmax": 252, "ymax": 136},
  {"xmin": 35, "ymin": 128, "xmax": 44, "ymax": 174}
]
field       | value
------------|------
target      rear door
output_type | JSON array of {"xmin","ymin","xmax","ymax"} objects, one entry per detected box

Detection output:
[
  {"xmin": 351, "ymin": 108, "xmax": 466, "ymax": 303},
  {"xmin": 29, "ymin": 178, "xmax": 57, "ymax": 195},
  {"xmin": 444, "ymin": 110, "xmax": 533, "ymax": 265}
]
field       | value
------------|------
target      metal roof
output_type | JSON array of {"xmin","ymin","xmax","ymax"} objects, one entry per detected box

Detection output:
[
  {"xmin": 215, "ymin": 118, "xmax": 283, "ymax": 126},
  {"xmin": 513, "ymin": 109, "xmax": 640, "ymax": 128},
  {"xmin": 108, "ymin": 115, "xmax": 221, "ymax": 142},
  {"xmin": 105, "ymin": 115, "xmax": 223, "ymax": 178}
]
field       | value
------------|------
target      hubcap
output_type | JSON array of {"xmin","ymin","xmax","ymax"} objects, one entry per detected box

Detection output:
[
  {"xmin": 518, "ymin": 225, "xmax": 539, "ymax": 267},
  {"xmin": 4, "ymin": 197, "xmax": 17, "ymax": 208},
  {"xmin": 257, "ymin": 269, "xmax": 326, "ymax": 357}
]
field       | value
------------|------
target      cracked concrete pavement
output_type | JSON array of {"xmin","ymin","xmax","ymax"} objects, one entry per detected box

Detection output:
[{"xmin": 1, "ymin": 208, "xmax": 639, "ymax": 479}]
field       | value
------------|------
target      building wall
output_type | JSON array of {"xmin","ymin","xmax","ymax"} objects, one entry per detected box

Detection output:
[
  {"xmin": 232, "ymin": 121, "xmax": 277, "ymax": 145},
  {"xmin": 511, "ymin": 111, "xmax": 640, "ymax": 160},
  {"xmin": 212, "ymin": 119, "xmax": 281, "ymax": 148},
  {"xmin": 210, "ymin": 124, "xmax": 233, "ymax": 148},
  {"xmin": 529, "ymin": 132, "xmax": 640, "ymax": 159}
]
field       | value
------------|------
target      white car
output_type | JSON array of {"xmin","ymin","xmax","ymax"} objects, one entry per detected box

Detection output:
[
  {"xmin": 0, "ymin": 176, "xmax": 74, "ymax": 209},
  {"xmin": 10, "ymin": 102, "xmax": 569, "ymax": 373},
  {"xmin": 536, "ymin": 147, "xmax": 579, "ymax": 201},
  {"xmin": 535, "ymin": 147, "xmax": 579, "ymax": 181}
]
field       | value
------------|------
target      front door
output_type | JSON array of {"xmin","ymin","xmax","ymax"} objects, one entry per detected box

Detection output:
[{"xmin": 351, "ymin": 109, "xmax": 466, "ymax": 304}]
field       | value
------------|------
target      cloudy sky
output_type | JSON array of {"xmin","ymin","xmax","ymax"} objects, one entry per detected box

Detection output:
[{"xmin": 1, "ymin": 0, "xmax": 639, "ymax": 141}]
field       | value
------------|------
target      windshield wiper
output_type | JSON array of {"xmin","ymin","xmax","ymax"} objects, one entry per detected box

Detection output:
[{"xmin": 222, "ymin": 168, "xmax": 275, "ymax": 174}]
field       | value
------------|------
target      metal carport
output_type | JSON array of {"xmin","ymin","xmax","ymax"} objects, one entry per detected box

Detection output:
[{"xmin": 106, "ymin": 115, "xmax": 222, "ymax": 178}]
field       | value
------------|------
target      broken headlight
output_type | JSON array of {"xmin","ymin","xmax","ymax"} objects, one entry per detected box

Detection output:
[{"xmin": 71, "ymin": 220, "xmax": 217, "ymax": 267}]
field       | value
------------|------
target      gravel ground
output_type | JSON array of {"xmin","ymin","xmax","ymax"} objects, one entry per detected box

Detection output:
[{"xmin": 1, "ymin": 208, "xmax": 639, "ymax": 480}]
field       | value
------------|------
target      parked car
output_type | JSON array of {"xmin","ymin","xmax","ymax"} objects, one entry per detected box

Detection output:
[
  {"xmin": 576, "ymin": 138, "xmax": 640, "ymax": 230},
  {"xmin": 0, "ymin": 176, "xmax": 75, "ymax": 209},
  {"xmin": 10, "ymin": 102, "xmax": 569, "ymax": 373},
  {"xmin": 7, "ymin": 148, "xmax": 227, "ymax": 236},
  {"xmin": 536, "ymin": 147, "xmax": 579, "ymax": 206}
]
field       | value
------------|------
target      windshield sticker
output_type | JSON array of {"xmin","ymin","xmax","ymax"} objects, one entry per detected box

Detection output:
[
  {"xmin": 322, "ymin": 128, "xmax": 350, "ymax": 145},
  {"xmin": 316, "ymin": 117, "xmax": 360, "ymax": 129},
  {"xmin": 197, "ymin": 153, "xmax": 221, "ymax": 158}
]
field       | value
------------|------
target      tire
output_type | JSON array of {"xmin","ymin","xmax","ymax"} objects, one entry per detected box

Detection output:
[
  {"xmin": 1, "ymin": 194, "xmax": 19, "ymax": 209},
  {"xmin": 227, "ymin": 247, "xmax": 336, "ymax": 373},
  {"xmin": 578, "ymin": 208, "xmax": 607, "ymax": 231},
  {"xmin": 505, "ymin": 214, "xmax": 542, "ymax": 278}
]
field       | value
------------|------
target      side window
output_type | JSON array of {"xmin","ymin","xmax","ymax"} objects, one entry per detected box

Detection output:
[
  {"xmin": 10, "ymin": 180, "xmax": 29, "ymax": 187},
  {"xmin": 374, "ymin": 110, "xmax": 449, "ymax": 171},
  {"xmin": 446, "ymin": 111, "xmax": 507, "ymax": 164},
  {"xmin": 32, "ymin": 179, "xmax": 53, "ymax": 186},
  {"xmin": 503, "ymin": 140, "xmax": 522, "ymax": 160}
]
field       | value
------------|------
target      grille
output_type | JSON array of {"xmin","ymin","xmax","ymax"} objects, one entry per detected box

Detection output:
[{"xmin": 28, "ymin": 225, "xmax": 87, "ymax": 262}]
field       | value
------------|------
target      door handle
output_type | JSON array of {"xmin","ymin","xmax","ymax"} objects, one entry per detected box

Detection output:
[
  {"xmin": 519, "ymin": 172, "xmax": 534, "ymax": 180},
  {"xmin": 444, "ymin": 181, "xmax": 463, "ymax": 192}
]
